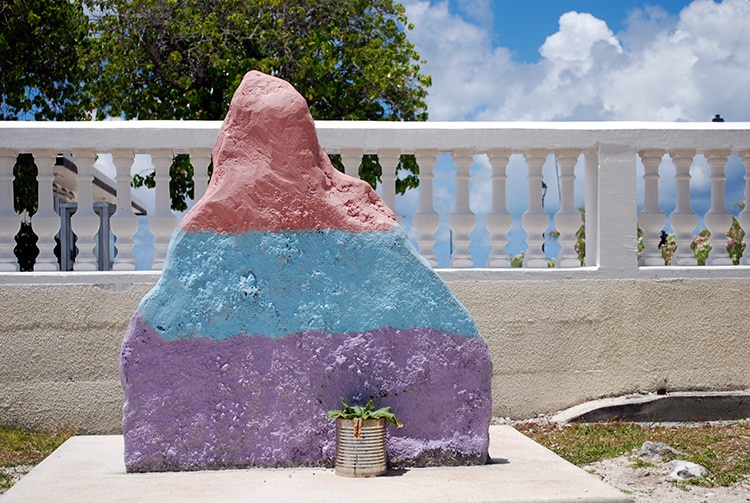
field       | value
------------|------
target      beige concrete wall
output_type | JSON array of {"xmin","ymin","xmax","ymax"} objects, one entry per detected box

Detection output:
[
  {"xmin": 450, "ymin": 277, "xmax": 750, "ymax": 419},
  {"xmin": 1, "ymin": 275, "xmax": 748, "ymax": 433},
  {"xmin": 0, "ymin": 279, "xmax": 153, "ymax": 433}
]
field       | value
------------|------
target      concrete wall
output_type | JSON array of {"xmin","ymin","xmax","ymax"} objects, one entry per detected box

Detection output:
[{"xmin": 1, "ymin": 273, "xmax": 749, "ymax": 433}]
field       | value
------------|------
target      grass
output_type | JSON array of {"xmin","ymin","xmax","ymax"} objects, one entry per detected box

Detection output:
[
  {"xmin": 0, "ymin": 426, "xmax": 73, "ymax": 491},
  {"xmin": 515, "ymin": 420, "xmax": 750, "ymax": 488}
]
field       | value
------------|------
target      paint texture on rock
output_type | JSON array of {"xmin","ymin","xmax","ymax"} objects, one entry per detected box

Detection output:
[
  {"xmin": 180, "ymin": 71, "xmax": 394, "ymax": 234},
  {"xmin": 121, "ymin": 71, "xmax": 492, "ymax": 472}
]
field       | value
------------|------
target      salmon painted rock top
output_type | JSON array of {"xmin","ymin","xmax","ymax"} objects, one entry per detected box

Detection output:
[{"xmin": 181, "ymin": 70, "xmax": 395, "ymax": 233}]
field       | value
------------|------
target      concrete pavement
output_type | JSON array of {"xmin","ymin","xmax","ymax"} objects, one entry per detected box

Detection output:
[{"xmin": 2, "ymin": 425, "xmax": 632, "ymax": 503}]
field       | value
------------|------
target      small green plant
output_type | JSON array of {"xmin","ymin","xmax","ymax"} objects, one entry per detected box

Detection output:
[{"xmin": 328, "ymin": 398, "xmax": 403, "ymax": 428}]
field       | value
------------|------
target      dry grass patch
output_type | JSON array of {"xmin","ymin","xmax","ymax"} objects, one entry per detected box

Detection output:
[
  {"xmin": 515, "ymin": 420, "xmax": 750, "ymax": 488},
  {"xmin": 0, "ymin": 426, "xmax": 73, "ymax": 491}
]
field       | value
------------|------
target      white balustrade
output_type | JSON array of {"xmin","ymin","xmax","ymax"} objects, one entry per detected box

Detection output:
[
  {"xmin": 448, "ymin": 149, "xmax": 475, "ymax": 267},
  {"xmin": 149, "ymin": 149, "xmax": 177, "ymax": 270},
  {"xmin": 412, "ymin": 150, "xmax": 439, "ymax": 266},
  {"xmin": 1, "ymin": 121, "xmax": 750, "ymax": 277},
  {"xmin": 109, "ymin": 149, "xmax": 138, "ymax": 270},
  {"xmin": 670, "ymin": 150, "xmax": 698, "ymax": 266},
  {"xmin": 70, "ymin": 150, "xmax": 100, "ymax": 271},
  {"xmin": 704, "ymin": 150, "xmax": 733, "ymax": 265},
  {"xmin": 0, "ymin": 150, "xmax": 20, "ymax": 271},
  {"xmin": 740, "ymin": 151, "xmax": 750, "ymax": 266},
  {"xmin": 554, "ymin": 149, "xmax": 581, "ymax": 268},
  {"xmin": 522, "ymin": 150, "xmax": 549, "ymax": 268},
  {"xmin": 485, "ymin": 149, "xmax": 512, "ymax": 268},
  {"xmin": 190, "ymin": 149, "xmax": 212, "ymax": 202},
  {"xmin": 32, "ymin": 151, "xmax": 61, "ymax": 271},
  {"xmin": 377, "ymin": 149, "xmax": 401, "ymax": 224},
  {"xmin": 639, "ymin": 149, "xmax": 666, "ymax": 266},
  {"xmin": 339, "ymin": 148, "xmax": 363, "ymax": 178}
]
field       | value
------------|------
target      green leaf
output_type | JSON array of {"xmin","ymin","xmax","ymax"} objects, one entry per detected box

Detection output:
[{"xmin": 328, "ymin": 398, "xmax": 403, "ymax": 428}]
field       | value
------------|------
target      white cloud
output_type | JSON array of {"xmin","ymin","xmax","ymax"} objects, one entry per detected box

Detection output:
[
  {"xmin": 539, "ymin": 11, "xmax": 622, "ymax": 67},
  {"xmin": 404, "ymin": 0, "xmax": 750, "ymax": 121},
  {"xmin": 403, "ymin": 1, "xmax": 516, "ymax": 120}
]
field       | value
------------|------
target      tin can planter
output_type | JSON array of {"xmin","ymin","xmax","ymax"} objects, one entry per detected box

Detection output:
[{"xmin": 334, "ymin": 417, "xmax": 387, "ymax": 477}]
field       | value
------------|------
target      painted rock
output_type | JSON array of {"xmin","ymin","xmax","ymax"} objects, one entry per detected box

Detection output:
[{"xmin": 121, "ymin": 71, "xmax": 492, "ymax": 472}]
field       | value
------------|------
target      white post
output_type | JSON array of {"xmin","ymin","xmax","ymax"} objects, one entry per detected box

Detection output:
[
  {"xmin": 597, "ymin": 144, "xmax": 639, "ymax": 276},
  {"xmin": 149, "ymin": 149, "xmax": 177, "ymax": 270},
  {"xmin": 669, "ymin": 150, "xmax": 698, "ymax": 266},
  {"xmin": 31, "ymin": 151, "xmax": 60, "ymax": 271},
  {"xmin": 449, "ymin": 149, "xmax": 475, "ymax": 267},
  {"xmin": 555, "ymin": 149, "xmax": 582, "ymax": 268},
  {"xmin": 0, "ymin": 150, "xmax": 20, "ymax": 271},
  {"xmin": 190, "ymin": 149, "xmax": 212, "ymax": 203},
  {"xmin": 378, "ymin": 149, "xmax": 401, "ymax": 224},
  {"xmin": 412, "ymin": 149, "xmax": 439, "ymax": 266},
  {"xmin": 70, "ymin": 150, "xmax": 101, "ymax": 270},
  {"xmin": 522, "ymin": 149, "xmax": 548, "ymax": 268},
  {"xmin": 110, "ymin": 149, "xmax": 138, "ymax": 270},
  {"xmin": 485, "ymin": 149, "xmax": 512, "ymax": 268},
  {"xmin": 583, "ymin": 149, "xmax": 598, "ymax": 267},
  {"xmin": 340, "ymin": 148, "xmax": 363, "ymax": 179},
  {"xmin": 739, "ymin": 151, "xmax": 750, "ymax": 265},
  {"xmin": 638, "ymin": 149, "xmax": 666, "ymax": 266},
  {"xmin": 704, "ymin": 149, "xmax": 733, "ymax": 265}
]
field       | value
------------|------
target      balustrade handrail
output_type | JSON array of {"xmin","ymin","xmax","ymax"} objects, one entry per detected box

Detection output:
[
  {"xmin": 2, "ymin": 120, "xmax": 750, "ymax": 278},
  {"xmin": 3, "ymin": 120, "xmax": 750, "ymax": 150}
]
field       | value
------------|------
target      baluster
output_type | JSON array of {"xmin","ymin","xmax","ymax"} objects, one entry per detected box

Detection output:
[
  {"xmin": 70, "ymin": 150, "xmax": 100, "ymax": 270},
  {"xmin": 704, "ymin": 149, "xmax": 733, "ymax": 265},
  {"xmin": 378, "ymin": 149, "xmax": 401, "ymax": 224},
  {"xmin": 0, "ymin": 150, "xmax": 20, "ymax": 271},
  {"xmin": 190, "ymin": 149, "xmax": 212, "ymax": 203},
  {"xmin": 739, "ymin": 151, "xmax": 750, "ymax": 265},
  {"xmin": 449, "ymin": 149, "xmax": 475, "ymax": 267},
  {"xmin": 31, "ymin": 151, "xmax": 61, "ymax": 271},
  {"xmin": 522, "ymin": 150, "xmax": 548, "ymax": 267},
  {"xmin": 669, "ymin": 150, "xmax": 697, "ymax": 266},
  {"xmin": 485, "ymin": 149, "xmax": 512, "ymax": 268},
  {"xmin": 340, "ymin": 148, "xmax": 363, "ymax": 179},
  {"xmin": 412, "ymin": 149, "xmax": 439, "ymax": 266},
  {"xmin": 149, "ymin": 149, "xmax": 177, "ymax": 270},
  {"xmin": 110, "ymin": 149, "xmax": 138, "ymax": 270},
  {"xmin": 638, "ymin": 149, "xmax": 666, "ymax": 265},
  {"xmin": 555, "ymin": 149, "xmax": 582, "ymax": 268}
]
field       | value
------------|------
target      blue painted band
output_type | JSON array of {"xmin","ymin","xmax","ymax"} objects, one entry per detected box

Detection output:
[{"xmin": 138, "ymin": 226, "xmax": 479, "ymax": 340}]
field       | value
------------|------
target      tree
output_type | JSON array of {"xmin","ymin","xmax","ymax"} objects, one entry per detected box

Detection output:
[
  {"xmin": 87, "ymin": 0, "xmax": 429, "ymax": 121},
  {"xmin": 0, "ymin": 0, "xmax": 91, "ymax": 120},
  {"xmin": 86, "ymin": 0, "xmax": 430, "ymax": 208}
]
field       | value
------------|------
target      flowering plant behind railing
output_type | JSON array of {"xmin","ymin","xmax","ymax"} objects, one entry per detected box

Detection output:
[
  {"xmin": 725, "ymin": 216, "xmax": 746, "ymax": 265},
  {"xmin": 660, "ymin": 233, "xmax": 677, "ymax": 265},
  {"xmin": 690, "ymin": 230, "xmax": 712, "ymax": 266}
]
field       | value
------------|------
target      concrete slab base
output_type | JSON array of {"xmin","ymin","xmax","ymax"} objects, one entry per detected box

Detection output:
[{"xmin": 2, "ymin": 425, "xmax": 632, "ymax": 503}]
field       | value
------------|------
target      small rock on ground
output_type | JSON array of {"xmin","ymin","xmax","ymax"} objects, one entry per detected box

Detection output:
[{"xmin": 585, "ymin": 455, "xmax": 750, "ymax": 502}]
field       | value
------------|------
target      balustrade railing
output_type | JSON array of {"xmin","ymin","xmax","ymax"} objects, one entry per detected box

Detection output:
[{"xmin": 2, "ymin": 121, "xmax": 750, "ymax": 278}]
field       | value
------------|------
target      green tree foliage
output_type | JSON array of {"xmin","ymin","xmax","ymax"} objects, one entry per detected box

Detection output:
[
  {"xmin": 87, "ymin": 0, "xmax": 429, "ymax": 122},
  {"xmin": 86, "ymin": 0, "xmax": 430, "ymax": 208},
  {"xmin": 0, "ymin": 0, "xmax": 91, "ymax": 120}
]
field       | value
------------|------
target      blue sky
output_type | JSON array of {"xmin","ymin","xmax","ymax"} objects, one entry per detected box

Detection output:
[
  {"xmin": 390, "ymin": 0, "xmax": 750, "ymax": 265},
  {"xmin": 403, "ymin": 0, "xmax": 750, "ymax": 121},
  {"xmin": 477, "ymin": 1, "xmax": 694, "ymax": 63}
]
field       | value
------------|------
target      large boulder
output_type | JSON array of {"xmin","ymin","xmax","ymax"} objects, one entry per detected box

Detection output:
[{"xmin": 120, "ymin": 71, "xmax": 492, "ymax": 472}]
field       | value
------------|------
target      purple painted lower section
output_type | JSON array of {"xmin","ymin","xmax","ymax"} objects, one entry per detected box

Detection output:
[{"xmin": 121, "ymin": 313, "xmax": 492, "ymax": 472}]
